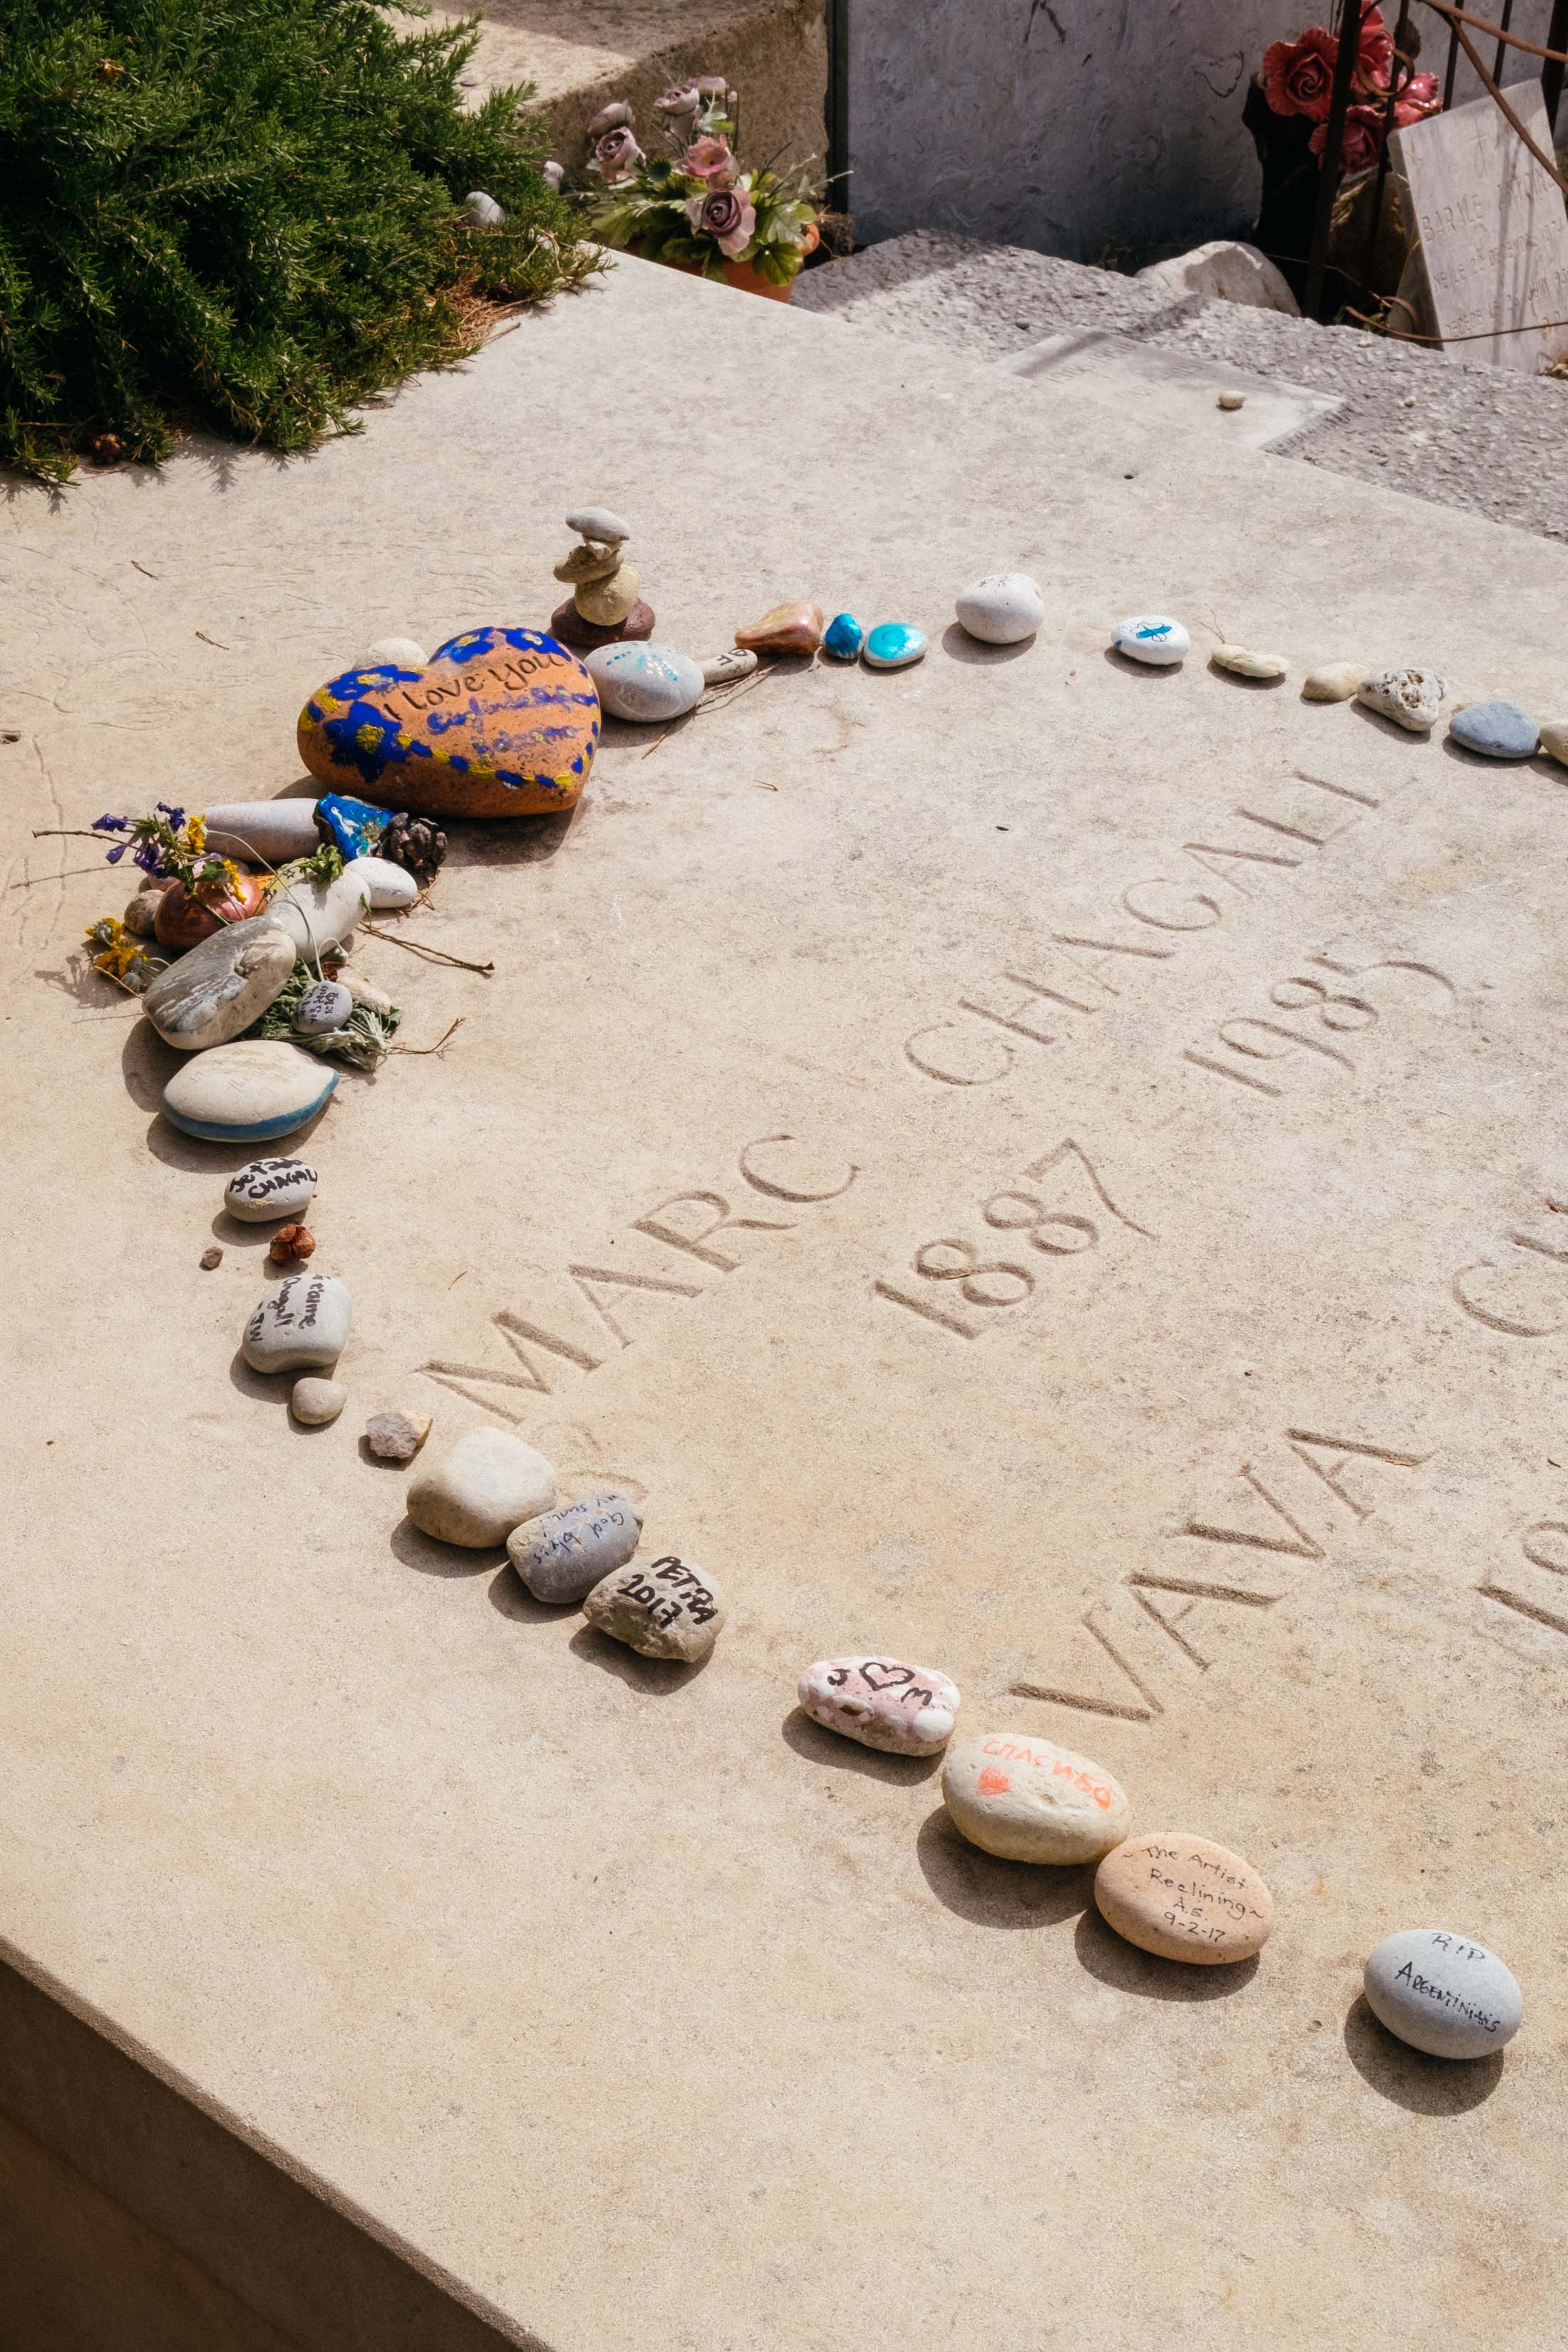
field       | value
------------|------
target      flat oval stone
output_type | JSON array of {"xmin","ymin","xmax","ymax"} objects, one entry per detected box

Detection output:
[
  {"xmin": 863, "ymin": 622, "xmax": 927, "ymax": 671},
  {"xmin": 1539, "ymin": 718, "xmax": 1568, "ymax": 767},
  {"xmin": 1112, "ymin": 614, "xmax": 1190, "ymax": 666},
  {"xmin": 822, "ymin": 612, "xmax": 865, "ymax": 660},
  {"xmin": 700, "ymin": 646, "xmax": 758, "ymax": 687},
  {"xmin": 293, "ymin": 979, "xmax": 353, "ymax": 1037},
  {"xmin": 565, "ymin": 505, "xmax": 631, "ymax": 545},
  {"xmin": 1364, "ymin": 1928, "xmax": 1522, "ymax": 2060},
  {"xmin": 163, "ymin": 1041, "xmax": 337, "ymax": 1142},
  {"xmin": 201, "ymin": 800, "xmax": 322, "ymax": 865},
  {"xmin": 291, "ymin": 1376, "xmax": 346, "ymax": 1425},
  {"xmin": 583, "ymin": 1553, "xmax": 726, "ymax": 1661},
  {"xmin": 406, "ymin": 1428, "xmax": 557, "ymax": 1548},
  {"xmin": 585, "ymin": 641, "xmax": 703, "ymax": 723},
  {"xmin": 1447, "ymin": 698, "xmax": 1539, "ymax": 759},
  {"xmin": 298, "ymin": 628, "xmax": 599, "ymax": 820},
  {"xmin": 143, "ymin": 916, "xmax": 296, "ymax": 1051},
  {"xmin": 268, "ymin": 864, "xmax": 369, "ymax": 960},
  {"xmin": 242, "ymin": 1270, "xmax": 351, "ymax": 1373},
  {"xmin": 735, "ymin": 599, "xmax": 824, "ymax": 656},
  {"xmin": 1301, "ymin": 660, "xmax": 1363, "ymax": 702},
  {"xmin": 507, "ymin": 1490, "xmax": 644, "ymax": 1604},
  {"xmin": 798, "ymin": 1656, "xmax": 961, "ymax": 1755},
  {"xmin": 224, "ymin": 1156, "xmax": 317, "ymax": 1222},
  {"xmin": 1094, "ymin": 1832, "xmax": 1274, "ymax": 1964},
  {"xmin": 1357, "ymin": 666, "xmax": 1446, "ymax": 730},
  {"xmin": 363, "ymin": 636, "xmax": 428, "ymax": 669},
  {"xmin": 955, "ymin": 572, "xmax": 1044, "ymax": 645},
  {"xmin": 1212, "ymin": 643, "xmax": 1286, "ymax": 680},
  {"xmin": 942, "ymin": 1732, "xmax": 1130, "ymax": 1864},
  {"xmin": 349, "ymin": 855, "xmax": 418, "ymax": 911}
]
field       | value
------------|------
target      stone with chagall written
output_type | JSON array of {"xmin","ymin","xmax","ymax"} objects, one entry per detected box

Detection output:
[
  {"xmin": 1094, "ymin": 1832, "xmax": 1273, "ymax": 1964},
  {"xmin": 797, "ymin": 1656, "xmax": 961, "ymax": 1754},
  {"xmin": 583, "ymin": 1554, "xmax": 726, "ymax": 1661},
  {"xmin": 507, "ymin": 1490, "xmax": 644, "ymax": 1604},
  {"xmin": 242, "ymin": 1271, "xmax": 351, "ymax": 1374},
  {"xmin": 1363, "ymin": 1928, "xmax": 1522, "ymax": 2059},
  {"xmin": 224, "ymin": 1157, "xmax": 318, "ymax": 1222},
  {"xmin": 942, "ymin": 1733, "xmax": 1130, "ymax": 1864}
]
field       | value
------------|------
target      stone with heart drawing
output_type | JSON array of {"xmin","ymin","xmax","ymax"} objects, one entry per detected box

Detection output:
[
  {"xmin": 297, "ymin": 626, "xmax": 599, "ymax": 820},
  {"xmin": 798, "ymin": 1655, "xmax": 961, "ymax": 1755}
]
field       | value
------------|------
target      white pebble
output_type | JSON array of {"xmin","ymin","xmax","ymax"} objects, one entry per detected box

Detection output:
[
  {"xmin": 465, "ymin": 190, "xmax": 505, "ymax": 228},
  {"xmin": 363, "ymin": 636, "xmax": 428, "ymax": 669},
  {"xmin": 242, "ymin": 1271, "xmax": 351, "ymax": 1374},
  {"xmin": 351, "ymin": 855, "xmax": 419, "ymax": 910},
  {"xmin": 1212, "ymin": 644, "xmax": 1287, "ymax": 681},
  {"xmin": 1112, "ymin": 614, "xmax": 1190, "ymax": 666},
  {"xmin": 798, "ymin": 1656, "xmax": 961, "ymax": 1754},
  {"xmin": 225, "ymin": 1156, "xmax": 318, "ymax": 1223},
  {"xmin": 292, "ymin": 1376, "xmax": 346, "ymax": 1426},
  {"xmin": 954, "ymin": 572, "xmax": 1045, "ymax": 646},
  {"xmin": 1301, "ymin": 660, "xmax": 1364, "ymax": 702}
]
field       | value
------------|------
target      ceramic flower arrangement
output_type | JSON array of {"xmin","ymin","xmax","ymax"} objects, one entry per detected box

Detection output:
[
  {"xmin": 1260, "ymin": 3, "xmax": 1440, "ymax": 172},
  {"xmin": 575, "ymin": 81, "xmax": 818, "ymax": 288}
]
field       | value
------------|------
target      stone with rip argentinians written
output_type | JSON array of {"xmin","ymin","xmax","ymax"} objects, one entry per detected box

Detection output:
[
  {"xmin": 583, "ymin": 1554, "xmax": 726, "ymax": 1661},
  {"xmin": 298, "ymin": 628, "xmax": 599, "ymax": 820},
  {"xmin": 1093, "ymin": 1832, "xmax": 1274, "ymax": 1964},
  {"xmin": 942, "ymin": 1732, "xmax": 1130, "ymax": 1863},
  {"xmin": 1363, "ymin": 1928, "xmax": 1522, "ymax": 2059},
  {"xmin": 507, "ymin": 1490, "xmax": 644, "ymax": 1604},
  {"xmin": 406, "ymin": 1428, "xmax": 557, "ymax": 1548},
  {"xmin": 143, "ymin": 915, "xmax": 296, "ymax": 1051},
  {"xmin": 242, "ymin": 1271, "xmax": 351, "ymax": 1374},
  {"xmin": 798, "ymin": 1656, "xmax": 961, "ymax": 1754}
]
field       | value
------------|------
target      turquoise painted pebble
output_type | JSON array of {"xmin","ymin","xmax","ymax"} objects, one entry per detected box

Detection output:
[
  {"xmin": 863, "ymin": 622, "xmax": 927, "ymax": 671},
  {"xmin": 584, "ymin": 641, "xmax": 703, "ymax": 723},
  {"xmin": 822, "ymin": 612, "xmax": 865, "ymax": 660},
  {"xmin": 163, "ymin": 1040, "xmax": 338, "ymax": 1143},
  {"xmin": 1448, "ymin": 699, "xmax": 1539, "ymax": 760},
  {"xmin": 1113, "ymin": 614, "xmax": 1190, "ymax": 666}
]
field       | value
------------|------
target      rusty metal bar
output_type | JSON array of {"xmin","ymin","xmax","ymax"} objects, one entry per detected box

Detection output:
[{"xmin": 1305, "ymin": 0, "xmax": 1366, "ymax": 319}]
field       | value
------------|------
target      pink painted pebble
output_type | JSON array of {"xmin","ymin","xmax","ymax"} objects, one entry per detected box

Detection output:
[{"xmin": 798, "ymin": 1656, "xmax": 960, "ymax": 1755}]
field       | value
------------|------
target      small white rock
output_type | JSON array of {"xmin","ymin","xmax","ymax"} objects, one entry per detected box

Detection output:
[
  {"xmin": 542, "ymin": 160, "xmax": 565, "ymax": 192},
  {"xmin": 291, "ymin": 1376, "xmax": 346, "ymax": 1426},
  {"xmin": 507, "ymin": 1491, "xmax": 644, "ymax": 1604},
  {"xmin": 564, "ymin": 505, "xmax": 631, "ymax": 545},
  {"xmin": 242, "ymin": 1270, "xmax": 351, "ymax": 1374},
  {"xmin": 1539, "ymin": 718, "xmax": 1568, "ymax": 768},
  {"xmin": 942, "ymin": 1732, "xmax": 1131, "ymax": 1864},
  {"xmin": 363, "ymin": 636, "xmax": 428, "ymax": 669},
  {"xmin": 798, "ymin": 1656, "xmax": 961, "ymax": 1755},
  {"xmin": 585, "ymin": 641, "xmax": 704, "ymax": 723},
  {"xmin": 1212, "ymin": 643, "xmax": 1287, "ymax": 680},
  {"xmin": 1216, "ymin": 390, "xmax": 1246, "ymax": 411},
  {"xmin": 293, "ymin": 979, "xmax": 353, "ymax": 1037},
  {"xmin": 335, "ymin": 969, "xmax": 394, "ymax": 1016},
  {"xmin": 701, "ymin": 646, "xmax": 759, "ymax": 687},
  {"xmin": 1112, "ymin": 614, "xmax": 1190, "ymax": 666},
  {"xmin": 365, "ymin": 1408, "xmax": 433, "ymax": 1462},
  {"xmin": 1301, "ymin": 660, "xmax": 1364, "ymax": 703},
  {"xmin": 583, "ymin": 1553, "xmax": 726, "ymax": 1661},
  {"xmin": 954, "ymin": 572, "xmax": 1045, "ymax": 646},
  {"xmin": 224, "ymin": 1156, "xmax": 318, "ymax": 1222},
  {"xmin": 465, "ymin": 190, "xmax": 505, "ymax": 228},
  {"xmin": 406, "ymin": 1427, "xmax": 556, "ymax": 1548},
  {"xmin": 1356, "ymin": 666, "xmax": 1446, "ymax": 731},
  {"xmin": 351, "ymin": 855, "xmax": 419, "ymax": 911},
  {"xmin": 1363, "ymin": 1929, "xmax": 1522, "ymax": 2060}
]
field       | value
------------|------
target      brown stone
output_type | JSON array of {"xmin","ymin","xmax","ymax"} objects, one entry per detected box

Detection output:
[
  {"xmin": 549, "ymin": 596, "xmax": 655, "ymax": 651},
  {"xmin": 1093, "ymin": 1832, "xmax": 1274, "ymax": 1965},
  {"xmin": 153, "ymin": 869, "xmax": 268, "ymax": 950},
  {"xmin": 735, "ymin": 598, "xmax": 824, "ymax": 655}
]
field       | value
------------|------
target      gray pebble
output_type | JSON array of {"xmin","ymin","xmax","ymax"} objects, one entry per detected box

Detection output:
[
  {"xmin": 1363, "ymin": 1928, "xmax": 1522, "ymax": 2060},
  {"xmin": 507, "ymin": 1490, "xmax": 644, "ymax": 1604}
]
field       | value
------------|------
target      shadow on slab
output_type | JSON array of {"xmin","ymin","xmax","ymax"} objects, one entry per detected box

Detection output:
[
  {"xmin": 1437, "ymin": 732, "xmax": 1535, "ymax": 768},
  {"xmin": 915, "ymin": 1807, "xmax": 1094, "ymax": 1929},
  {"xmin": 1103, "ymin": 646, "xmax": 1183, "ymax": 680},
  {"xmin": 939, "ymin": 623, "xmax": 1036, "ymax": 666},
  {"xmin": 227, "ymin": 1348, "xmax": 289, "ymax": 1404},
  {"xmin": 1341, "ymin": 1995, "xmax": 1505, "ymax": 2112},
  {"xmin": 488, "ymin": 1563, "xmax": 574, "ymax": 1626},
  {"xmin": 1073, "ymin": 1905, "xmax": 1259, "ymax": 1999},
  {"xmin": 780, "ymin": 1707, "xmax": 944, "ymax": 1784},
  {"xmin": 388, "ymin": 1517, "xmax": 500, "ymax": 1579},
  {"xmin": 1207, "ymin": 658, "xmax": 1287, "ymax": 689},
  {"xmin": 567, "ymin": 1623, "xmax": 706, "ymax": 1693}
]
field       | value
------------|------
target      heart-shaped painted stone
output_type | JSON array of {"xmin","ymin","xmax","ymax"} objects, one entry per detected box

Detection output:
[{"xmin": 296, "ymin": 626, "xmax": 599, "ymax": 820}]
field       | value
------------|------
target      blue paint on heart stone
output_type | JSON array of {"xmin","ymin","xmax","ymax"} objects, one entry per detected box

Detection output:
[
  {"xmin": 863, "ymin": 622, "xmax": 927, "ymax": 671},
  {"xmin": 1447, "ymin": 699, "xmax": 1539, "ymax": 760},
  {"xmin": 823, "ymin": 612, "xmax": 865, "ymax": 660}
]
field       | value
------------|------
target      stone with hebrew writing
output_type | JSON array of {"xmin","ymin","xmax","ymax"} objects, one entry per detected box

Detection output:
[
  {"xmin": 1363, "ymin": 1928, "xmax": 1523, "ymax": 2060},
  {"xmin": 582, "ymin": 1554, "xmax": 726, "ymax": 1661},
  {"xmin": 942, "ymin": 1733, "xmax": 1130, "ymax": 1864},
  {"xmin": 297, "ymin": 627, "xmax": 599, "ymax": 820},
  {"xmin": 1093, "ymin": 1832, "xmax": 1273, "ymax": 1964},
  {"xmin": 241, "ymin": 1270, "xmax": 351, "ymax": 1374},
  {"xmin": 797, "ymin": 1655, "xmax": 961, "ymax": 1754}
]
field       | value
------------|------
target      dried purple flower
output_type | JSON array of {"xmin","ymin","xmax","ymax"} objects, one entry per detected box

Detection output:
[{"xmin": 92, "ymin": 813, "xmax": 131, "ymax": 832}]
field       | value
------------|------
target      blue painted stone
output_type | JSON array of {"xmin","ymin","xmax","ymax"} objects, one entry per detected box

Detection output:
[
  {"xmin": 1112, "ymin": 614, "xmax": 1190, "ymax": 666},
  {"xmin": 1447, "ymin": 699, "xmax": 1539, "ymax": 760},
  {"xmin": 863, "ymin": 622, "xmax": 927, "ymax": 671},
  {"xmin": 316, "ymin": 792, "xmax": 393, "ymax": 860},
  {"xmin": 822, "ymin": 612, "xmax": 865, "ymax": 660},
  {"xmin": 163, "ymin": 1041, "xmax": 338, "ymax": 1143}
]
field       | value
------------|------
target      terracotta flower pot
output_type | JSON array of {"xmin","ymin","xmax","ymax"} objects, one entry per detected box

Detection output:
[{"xmin": 636, "ymin": 227, "xmax": 817, "ymax": 303}]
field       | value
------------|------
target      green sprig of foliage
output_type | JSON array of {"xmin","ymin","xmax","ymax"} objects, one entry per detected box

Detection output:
[{"xmin": 0, "ymin": 0, "xmax": 600, "ymax": 484}]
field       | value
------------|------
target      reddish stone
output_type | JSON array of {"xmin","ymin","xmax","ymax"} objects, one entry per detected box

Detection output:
[
  {"xmin": 154, "ymin": 868, "xmax": 269, "ymax": 950},
  {"xmin": 549, "ymin": 597, "xmax": 656, "ymax": 652}
]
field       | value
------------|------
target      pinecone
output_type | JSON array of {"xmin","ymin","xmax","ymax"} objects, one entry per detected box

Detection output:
[{"xmin": 378, "ymin": 810, "xmax": 446, "ymax": 883}]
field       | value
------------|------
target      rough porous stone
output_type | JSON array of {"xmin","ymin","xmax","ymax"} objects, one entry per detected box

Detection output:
[
  {"xmin": 1363, "ymin": 1929, "xmax": 1523, "ymax": 2060},
  {"xmin": 954, "ymin": 572, "xmax": 1043, "ymax": 644},
  {"xmin": 1357, "ymin": 666, "xmax": 1446, "ymax": 731},
  {"xmin": 406, "ymin": 1428, "xmax": 557, "ymax": 1548},
  {"xmin": 862, "ymin": 622, "xmax": 927, "ymax": 670},
  {"xmin": 242, "ymin": 1271, "xmax": 351, "ymax": 1374},
  {"xmin": 163, "ymin": 1041, "xmax": 337, "ymax": 1143},
  {"xmin": 299, "ymin": 629, "xmax": 599, "ymax": 820},
  {"xmin": 143, "ymin": 916, "xmax": 296, "ymax": 1051},
  {"xmin": 201, "ymin": 800, "xmax": 321, "ymax": 865},
  {"xmin": 506, "ymin": 1490, "xmax": 644, "ymax": 1604},
  {"xmin": 735, "ymin": 599, "xmax": 823, "ymax": 655},
  {"xmin": 1112, "ymin": 614, "xmax": 1189, "ymax": 665},
  {"xmin": 585, "ymin": 641, "xmax": 703, "ymax": 723},
  {"xmin": 822, "ymin": 612, "xmax": 865, "ymax": 660},
  {"xmin": 1093, "ymin": 1832, "xmax": 1274, "ymax": 1964},
  {"xmin": 364, "ymin": 1408, "xmax": 433, "ymax": 1462},
  {"xmin": 1212, "ymin": 644, "xmax": 1286, "ymax": 680},
  {"xmin": 1447, "ymin": 698, "xmax": 1539, "ymax": 759},
  {"xmin": 942, "ymin": 1733, "xmax": 1130, "ymax": 1864},
  {"xmin": 582, "ymin": 1554, "xmax": 726, "ymax": 1661},
  {"xmin": 797, "ymin": 1656, "xmax": 961, "ymax": 1754},
  {"xmin": 1301, "ymin": 660, "xmax": 1364, "ymax": 701},
  {"xmin": 224, "ymin": 1157, "xmax": 317, "ymax": 1222},
  {"xmin": 291, "ymin": 1376, "xmax": 346, "ymax": 1426}
]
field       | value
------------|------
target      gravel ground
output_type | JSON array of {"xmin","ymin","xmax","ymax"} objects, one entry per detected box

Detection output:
[{"xmin": 796, "ymin": 232, "xmax": 1568, "ymax": 543}]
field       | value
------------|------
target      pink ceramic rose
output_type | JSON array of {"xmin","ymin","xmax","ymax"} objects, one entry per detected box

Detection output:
[
  {"xmin": 1309, "ymin": 100, "xmax": 1387, "ymax": 170},
  {"xmin": 683, "ymin": 134, "xmax": 736, "ymax": 185},
  {"xmin": 594, "ymin": 127, "xmax": 643, "ymax": 179},
  {"xmin": 685, "ymin": 185, "xmax": 756, "ymax": 258},
  {"xmin": 1393, "ymin": 69, "xmax": 1442, "ymax": 127},
  {"xmin": 654, "ymin": 81, "xmax": 701, "ymax": 116},
  {"xmin": 696, "ymin": 75, "xmax": 728, "ymax": 95}
]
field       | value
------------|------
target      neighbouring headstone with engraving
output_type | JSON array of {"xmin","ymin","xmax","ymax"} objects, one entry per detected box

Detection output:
[{"xmin": 1391, "ymin": 87, "xmax": 1568, "ymax": 371}]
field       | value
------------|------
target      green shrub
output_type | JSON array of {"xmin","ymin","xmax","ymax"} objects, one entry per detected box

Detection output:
[{"xmin": 0, "ymin": 0, "xmax": 597, "ymax": 483}]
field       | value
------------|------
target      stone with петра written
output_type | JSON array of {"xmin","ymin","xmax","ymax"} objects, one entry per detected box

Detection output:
[{"xmin": 583, "ymin": 1554, "xmax": 726, "ymax": 1661}]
